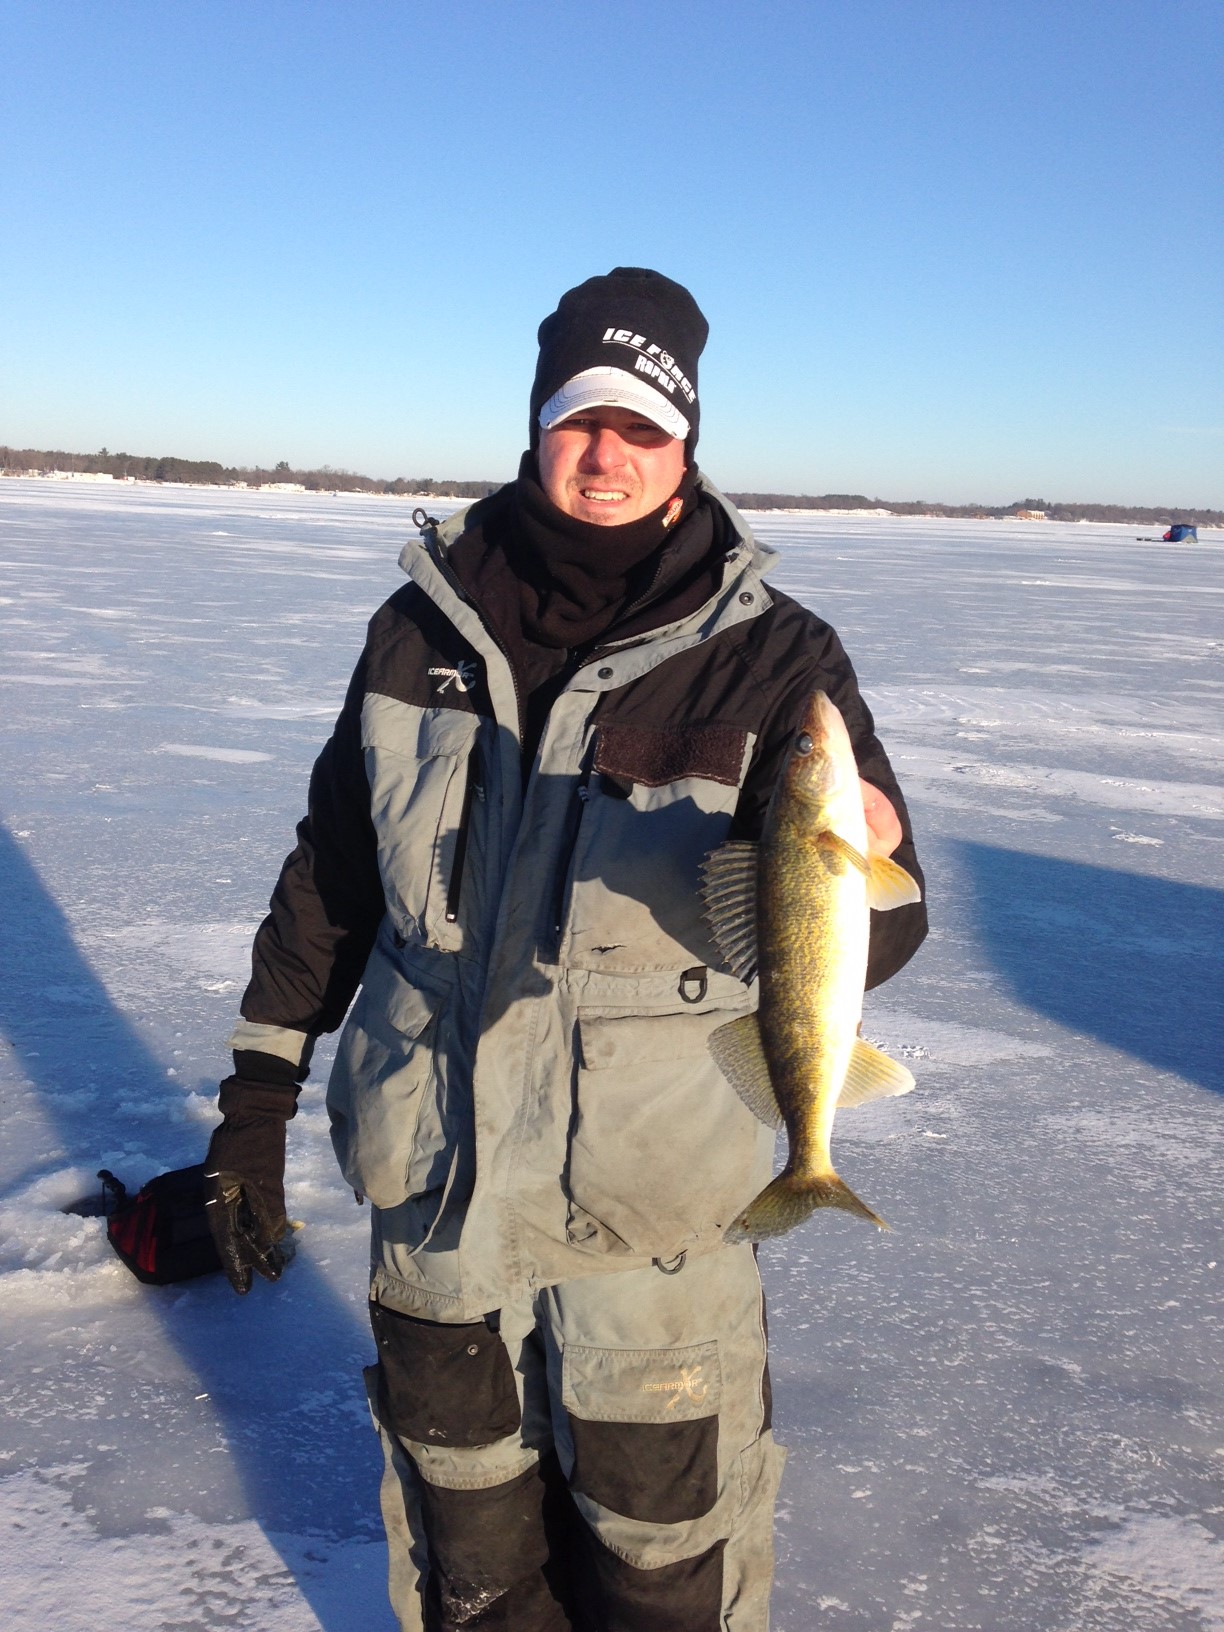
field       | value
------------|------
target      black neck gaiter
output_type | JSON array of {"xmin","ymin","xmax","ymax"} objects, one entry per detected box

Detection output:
[
  {"xmin": 507, "ymin": 455, "xmax": 702, "ymax": 649},
  {"xmin": 447, "ymin": 455, "xmax": 727, "ymax": 770}
]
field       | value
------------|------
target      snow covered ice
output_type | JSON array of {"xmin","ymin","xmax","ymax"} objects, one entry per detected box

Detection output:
[{"xmin": 1, "ymin": 480, "xmax": 1221, "ymax": 1631}]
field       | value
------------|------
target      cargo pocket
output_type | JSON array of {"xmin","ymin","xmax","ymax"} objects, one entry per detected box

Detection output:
[
  {"xmin": 371, "ymin": 1302, "xmax": 522, "ymax": 1448},
  {"xmin": 327, "ymin": 950, "xmax": 452, "ymax": 1213},
  {"xmin": 362, "ymin": 694, "xmax": 482, "ymax": 953},
  {"xmin": 565, "ymin": 1001, "xmax": 767, "ymax": 1260},
  {"xmin": 562, "ymin": 1341, "xmax": 721, "ymax": 1524}
]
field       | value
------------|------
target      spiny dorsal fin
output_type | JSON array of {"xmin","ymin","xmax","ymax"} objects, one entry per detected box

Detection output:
[
  {"xmin": 708, "ymin": 1012, "xmax": 783, "ymax": 1128},
  {"xmin": 700, "ymin": 840, "xmax": 759, "ymax": 984},
  {"xmin": 839, "ymin": 1038, "xmax": 916, "ymax": 1106}
]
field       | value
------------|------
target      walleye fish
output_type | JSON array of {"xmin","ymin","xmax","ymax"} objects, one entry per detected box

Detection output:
[{"xmin": 702, "ymin": 690, "xmax": 922, "ymax": 1242}]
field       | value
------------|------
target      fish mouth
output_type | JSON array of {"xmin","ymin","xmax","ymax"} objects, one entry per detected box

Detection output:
[
  {"xmin": 808, "ymin": 690, "xmax": 847, "ymax": 740},
  {"xmin": 809, "ymin": 692, "xmax": 855, "ymax": 757}
]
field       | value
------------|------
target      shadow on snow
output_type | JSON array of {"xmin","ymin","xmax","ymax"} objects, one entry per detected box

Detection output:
[
  {"xmin": 958, "ymin": 840, "xmax": 1224, "ymax": 1096},
  {"xmin": 0, "ymin": 822, "xmax": 387, "ymax": 1631}
]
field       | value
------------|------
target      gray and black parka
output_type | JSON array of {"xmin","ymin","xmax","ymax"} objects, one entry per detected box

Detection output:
[{"xmin": 231, "ymin": 479, "xmax": 927, "ymax": 1321}]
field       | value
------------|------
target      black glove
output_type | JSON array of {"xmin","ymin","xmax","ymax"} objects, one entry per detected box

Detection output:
[{"xmin": 203, "ymin": 1057, "xmax": 300, "ymax": 1295}]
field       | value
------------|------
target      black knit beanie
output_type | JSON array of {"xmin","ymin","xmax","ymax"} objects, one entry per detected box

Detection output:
[{"xmin": 530, "ymin": 267, "xmax": 709, "ymax": 456}]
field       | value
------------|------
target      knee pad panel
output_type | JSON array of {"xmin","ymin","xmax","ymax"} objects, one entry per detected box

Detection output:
[
  {"xmin": 420, "ymin": 1460, "xmax": 548, "ymax": 1593},
  {"xmin": 568, "ymin": 1415, "xmax": 718, "ymax": 1523},
  {"xmin": 420, "ymin": 1454, "xmax": 576, "ymax": 1629},
  {"xmin": 576, "ymin": 1531, "xmax": 726, "ymax": 1632}
]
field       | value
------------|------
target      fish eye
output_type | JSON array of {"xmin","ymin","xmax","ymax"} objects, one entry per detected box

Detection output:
[{"xmin": 795, "ymin": 732, "xmax": 814, "ymax": 755}]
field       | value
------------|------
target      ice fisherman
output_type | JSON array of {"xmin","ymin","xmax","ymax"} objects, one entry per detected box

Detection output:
[{"xmin": 203, "ymin": 267, "xmax": 928, "ymax": 1630}]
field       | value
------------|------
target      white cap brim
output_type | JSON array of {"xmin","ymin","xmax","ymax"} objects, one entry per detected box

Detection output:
[{"xmin": 538, "ymin": 366, "xmax": 690, "ymax": 441}]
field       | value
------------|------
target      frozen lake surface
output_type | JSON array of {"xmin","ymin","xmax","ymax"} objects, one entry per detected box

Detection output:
[{"xmin": 1, "ymin": 480, "xmax": 1221, "ymax": 1631}]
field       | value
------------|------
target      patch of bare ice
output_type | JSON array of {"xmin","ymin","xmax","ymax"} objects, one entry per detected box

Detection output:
[
  {"xmin": 97, "ymin": 919, "xmax": 263, "ymax": 991},
  {"xmin": 1085, "ymin": 1512, "xmax": 1224, "ymax": 1631},
  {"xmin": 890, "ymin": 743, "xmax": 1224, "ymax": 819},
  {"xmin": 156, "ymin": 743, "xmax": 273, "ymax": 763},
  {"xmin": 1039, "ymin": 1108, "xmax": 1219, "ymax": 1172},
  {"xmin": 862, "ymin": 1009, "xmax": 1052, "ymax": 1070}
]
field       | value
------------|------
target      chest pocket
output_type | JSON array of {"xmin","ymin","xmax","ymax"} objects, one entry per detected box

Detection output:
[
  {"xmin": 560, "ymin": 722, "xmax": 754, "ymax": 974},
  {"xmin": 362, "ymin": 693, "xmax": 483, "ymax": 954}
]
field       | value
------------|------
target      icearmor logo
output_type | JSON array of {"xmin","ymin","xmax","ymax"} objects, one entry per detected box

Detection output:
[
  {"xmin": 602, "ymin": 328, "xmax": 695, "ymax": 405},
  {"xmin": 427, "ymin": 662, "xmax": 477, "ymax": 695},
  {"xmin": 641, "ymin": 1364, "xmax": 708, "ymax": 1409}
]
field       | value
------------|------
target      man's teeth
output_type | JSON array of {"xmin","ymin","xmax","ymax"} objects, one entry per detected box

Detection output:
[{"xmin": 582, "ymin": 489, "xmax": 629, "ymax": 501}]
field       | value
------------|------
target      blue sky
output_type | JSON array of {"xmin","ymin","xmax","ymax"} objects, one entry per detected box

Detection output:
[{"xmin": 2, "ymin": 0, "xmax": 1220, "ymax": 505}]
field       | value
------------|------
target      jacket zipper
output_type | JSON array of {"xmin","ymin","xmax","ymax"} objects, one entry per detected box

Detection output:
[
  {"xmin": 445, "ymin": 755, "xmax": 482, "ymax": 924},
  {"xmin": 551, "ymin": 740, "xmax": 598, "ymax": 946},
  {"xmin": 418, "ymin": 521, "xmax": 520, "ymax": 931},
  {"xmin": 421, "ymin": 520, "xmax": 588, "ymax": 946}
]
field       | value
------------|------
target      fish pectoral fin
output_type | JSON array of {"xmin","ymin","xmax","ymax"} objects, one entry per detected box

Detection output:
[
  {"xmin": 865, "ymin": 853, "xmax": 923, "ymax": 911},
  {"xmin": 815, "ymin": 830, "xmax": 871, "ymax": 875},
  {"xmin": 839, "ymin": 1038, "xmax": 916, "ymax": 1107},
  {"xmin": 814, "ymin": 831, "xmax": 922, "ymax": 910},
  {"xmin": 701, "ymin": 840, "xmax": 759, "ymax": 984},
  {"xmin": 708, "ymin": 1013, "xmax": 784, "ymax": 1129}
]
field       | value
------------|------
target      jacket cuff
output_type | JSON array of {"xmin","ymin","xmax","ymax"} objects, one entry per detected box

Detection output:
[
  {"xmin": 232, "ymin": 1049, "xmax": 306, "ymax": 1087},
  {"xmin": 217, "ymin": 1074, "xmax": 299, "ymax": 1120},
  {"xmin": 227, "ymin": 1019, "xmax": 314, "ymax": 1073}
]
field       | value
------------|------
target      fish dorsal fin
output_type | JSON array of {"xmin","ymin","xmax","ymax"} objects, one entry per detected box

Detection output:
[
  {"xmin": 708, "ymin": 1013, "xmax": 783, "ymax": 1128},
  {"xmin": 839, "ymin": 1037, "xmax": 916, "ymax": 1106},
  {"xmin": 865, "ymin": 854, "xmax": 923, "ymax": 911},
  {"xmin": 816, "ymin": 831, "xmax": 923, "ymax": 912},
  {"xmin": 700, "ymin": 840, "xmax": 759, "ymax": 984}
]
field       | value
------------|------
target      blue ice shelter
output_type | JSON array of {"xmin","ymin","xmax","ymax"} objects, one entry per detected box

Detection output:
[{"xmin": 1163, "ymin": 524, "xmax": 1198, "ymax": 542}]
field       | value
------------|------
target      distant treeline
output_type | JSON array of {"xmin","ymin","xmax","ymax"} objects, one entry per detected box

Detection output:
[
  {"xmin": 2, "ymin": 446, "xmax": 1218, "ymax": 527},
  {"xmin": 724, "ymin": 492, "xmax": 1223, "ymax": 527},
  {"xmin": 0, "ymin": 446, "xmax": 500, "ymax": 499}
]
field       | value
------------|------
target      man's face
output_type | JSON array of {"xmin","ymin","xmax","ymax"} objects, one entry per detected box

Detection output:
[{"xmin": 538, "ymin": 404, "xmax": 686, "ymax": 527}]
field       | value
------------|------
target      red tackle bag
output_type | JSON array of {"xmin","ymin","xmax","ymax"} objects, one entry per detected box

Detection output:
[{"xmin": 103, "ymin": 1164, "xmax": 224, "ymax": 1285}]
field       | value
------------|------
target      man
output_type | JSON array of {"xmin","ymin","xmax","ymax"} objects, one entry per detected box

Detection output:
[{"xmin": 204, "ymin": 267, "xmax": 926, "ymax": 1631}]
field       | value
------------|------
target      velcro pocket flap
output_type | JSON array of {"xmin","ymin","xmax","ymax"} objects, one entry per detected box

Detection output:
[
  {"xmin": 594, "ymin": 722, "xmax": 748, "ymax": 788},
  {"xmin": 562, "ymin": 1341, "xmax": 721, "ymax": 1424},
  {"xmin": 578, "ymin": 1007, "xmax": 744, "ymax": 1071}
]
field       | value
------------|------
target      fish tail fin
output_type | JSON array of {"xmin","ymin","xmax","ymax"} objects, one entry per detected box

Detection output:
[{"xmin": 725, "ymin": 1169, "xmax": 888, "ymax": 1243}]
